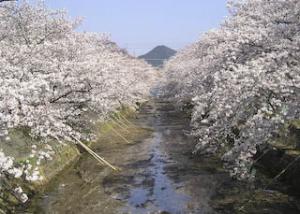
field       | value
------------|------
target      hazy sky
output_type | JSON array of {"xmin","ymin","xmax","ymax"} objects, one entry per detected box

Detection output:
[{"xmin": 44, "ymin": 0, "xmax": 228, "ymax": 55}]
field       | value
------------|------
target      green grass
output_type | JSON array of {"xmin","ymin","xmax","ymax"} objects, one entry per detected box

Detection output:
[{"xmin": 0, "ymin": 105, "xmax": 142, "ymax": 212}]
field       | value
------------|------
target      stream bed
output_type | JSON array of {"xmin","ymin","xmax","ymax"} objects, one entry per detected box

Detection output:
[{"xmin": 23, "ymin": 99, "xmax": 300, "ymax": 214}]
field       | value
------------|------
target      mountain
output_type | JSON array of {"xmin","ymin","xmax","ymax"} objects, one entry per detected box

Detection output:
[{"xmin": 139, "ymin": 45, "xmax": 176, "ymax": 67}]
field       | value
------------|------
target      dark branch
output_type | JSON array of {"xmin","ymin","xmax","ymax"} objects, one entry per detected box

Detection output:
[{"xmin": 50, "ymin": 88, "xmax": 92, "ymax": 104}]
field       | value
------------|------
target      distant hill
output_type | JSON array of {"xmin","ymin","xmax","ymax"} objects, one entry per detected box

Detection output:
[{"xmin": 139, "ymin": 45, "xmax": 176, "ymax": 67}]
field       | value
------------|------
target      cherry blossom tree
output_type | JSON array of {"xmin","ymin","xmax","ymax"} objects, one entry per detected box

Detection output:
[
  {"xmin": 164, "ymin": 0, "xmax": 300, "ymax": 181},
  {"xmin": 0, "ymin": 0, "xmax": 157, "ymax": 203}
]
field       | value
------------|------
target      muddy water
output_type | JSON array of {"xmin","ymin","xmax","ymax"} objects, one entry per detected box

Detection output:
[{"xmin": 27, "ymin": 99, "xmax": 230, "ymax": 214}]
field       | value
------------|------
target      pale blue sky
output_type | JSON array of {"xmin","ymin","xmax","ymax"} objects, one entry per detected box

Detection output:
[{"xmin": 44, "ymin": 0, "xmax": 228, "ymax": 55}]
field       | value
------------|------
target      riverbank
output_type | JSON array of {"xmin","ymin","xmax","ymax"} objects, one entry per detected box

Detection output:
[
  {"xmin": 207, "ymin": 121, "xmax": 300, "ymax": 213},
  {"xmin": 22, "ymin": 99, "xmax": 228, "ymax": 213},
  {"xmin": 0, "ymin": 104, "xmax": 143, "ymax": 213},
  {"xmin": 13, "ymin": 99, "xmax": 300, "ymax": 213}
]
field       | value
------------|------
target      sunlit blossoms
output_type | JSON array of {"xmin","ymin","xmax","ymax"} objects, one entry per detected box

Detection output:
[
  {"xmin": 0, "ymin": 0, "xmax": 157, "ymax": 203},
  {"xmin": 0, "ymin": 151, "xmax": 22, "ymax": 179},
  {"xmin": 163, "ymin": 0, "xmax": 300, "ymax": 181}
]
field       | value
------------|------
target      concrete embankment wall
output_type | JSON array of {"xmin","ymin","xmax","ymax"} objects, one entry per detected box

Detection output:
[{"xmin": 0, "ymin": 105, "xmax": 139, "ymax": 213}]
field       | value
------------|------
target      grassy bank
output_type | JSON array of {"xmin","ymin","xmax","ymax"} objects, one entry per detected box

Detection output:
[
  {"xmin": 0, "ymin": 104, "xmax": 145, "ymax": 213},
  {"xmin": 212, "ymin": 120, "xmax": 300, "ymax": 213}
]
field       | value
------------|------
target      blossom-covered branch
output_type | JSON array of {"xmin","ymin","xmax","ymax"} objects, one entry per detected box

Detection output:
[
  {"xmin": 163, "ymin": 0, "xmax": 300, "ymax": 181},
  {"xmin": 0, "ymin": 0, "xmax": 157, "ymax": 203}
]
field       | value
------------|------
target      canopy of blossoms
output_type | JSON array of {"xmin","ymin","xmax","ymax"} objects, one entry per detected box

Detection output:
[
  {"xmin": 163, "ymin": 0, "xmax": 300, "ymax": 181},
  {"xmin": 0, "ymin": 0, "xmax": 157, "ymax": 203}
]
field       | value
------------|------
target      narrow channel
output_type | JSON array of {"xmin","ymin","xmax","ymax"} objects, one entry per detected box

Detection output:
[{"xmin": 27, "ymin": 99, "xmax": 229, "ymax": 214}]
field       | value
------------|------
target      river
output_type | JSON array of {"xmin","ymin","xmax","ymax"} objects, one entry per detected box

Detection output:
[{"xmin": 24, "ymin": 99, "xmax": 299, "ymax": 214}]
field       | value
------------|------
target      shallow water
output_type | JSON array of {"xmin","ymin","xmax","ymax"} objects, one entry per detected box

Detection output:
[
  {"xmin": 24, "ymin": 99, "xmax": 231, "ymax": 214},
  {"xmin": 24, "ymin": 99, "xmax": 300, "ymax": 214}
]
